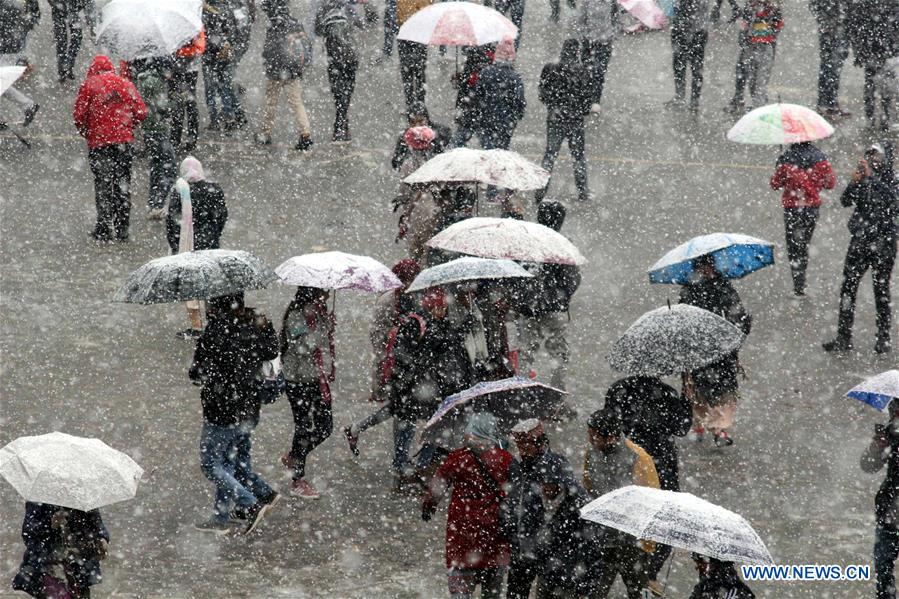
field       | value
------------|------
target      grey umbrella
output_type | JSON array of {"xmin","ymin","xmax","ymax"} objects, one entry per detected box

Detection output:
[
  {"xmin": 113, "ymin": 249, "xmax": 277, "ymax": 304},
  {"xmin": 406, "ymin": 257, "xmax": 533, "ymax": 293},
  {"xmin": 608, "ymin": 304, "xmax": 745, "ymax": 376}
]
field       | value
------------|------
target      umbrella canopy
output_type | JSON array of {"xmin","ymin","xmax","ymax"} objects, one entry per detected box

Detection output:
[
  {"xmin": 0, "ymin": 65, "xmax": 26, "ymax": 98},
  {"xmin": 427, "ymin": 217, "xmax": 586, "ymax": 266},
  {"xmin": 0, "ymin": 432, "xmax": 144, "ymax": 512},
  {"xmin": 581, "ymin": 486, "xmax": 774, "ymax": 565},
  {"xmin": 113, "ymin": 249, "xmax": 277, "ymax": 304},
  {"xmin": 96, "ymin": 0, "xmax": 203, "ymax": 61},
  {"xmin": 424, "ymin": 377, "xmax": 567, "ymax": 431},
  {"xmin": 618, "ymin": 0, "xmax": 668, "ymax": 29},
  {"xmin": 608, "ymin": 304, "xmax": 745, "ymax": 376},
  {"xmin": 397, "ymin": 2, "xmax": 517, "ymax": 46},
  {"xmin": 727, "ymin": 103, "xmax": 834, "ymax": 145},
  {"xmin": 406, "ymin": 257, "xmax": 532, "ymax": 293},
  {"xmin": 403, "ymin": 148, "xmax": 550, "ymax": 191},
  {"xmin": 847, "ymin": 370, "xmax": 899, "ymax": 412},
  {"xmin": 276, "ymin": 251, "xmax": 401, "ymax": 293},
  {"xmin": 649, "ymin": 233, "xmax": 775, "ymax": 285}
]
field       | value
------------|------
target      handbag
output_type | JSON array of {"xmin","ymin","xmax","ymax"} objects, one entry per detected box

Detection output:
[{"xmin": 257, "ymin": 356, "xmax": 285, "ymax": 405}]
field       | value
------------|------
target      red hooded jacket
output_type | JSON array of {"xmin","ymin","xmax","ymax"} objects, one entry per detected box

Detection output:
[
  {"xmin": 770, "ymin": 142, "xmax": 836, "ymax": 209},
  {"xmin": 73, "ymin": 55, "xmax": 147, "ymax": 150}
]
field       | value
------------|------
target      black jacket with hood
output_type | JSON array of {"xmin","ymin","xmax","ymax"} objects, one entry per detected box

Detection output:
[{"xmin": 538, "ymin": 39, "xmax": 591, "ymax": 122}]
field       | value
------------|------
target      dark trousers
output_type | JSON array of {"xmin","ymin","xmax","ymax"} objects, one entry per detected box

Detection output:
[
  {"xmin": 171, "ymin": 70, "xmax": 200, "ymax": 150},
  {"xmin": 144, "ymin": 131, "xmax": 176, "ymax": 211},
  {"xmin": 672, "ymin": 31, "xmax": 708, "ymax": 104},
  {"xmin": 783, "ymin": 207, "xmax": 819, "ymax": 295},
  {"xmin": 285, "ymin": 381, "xmax": 333, "ymax": 481},
  {"xmin": 202, "ymin": 60, "xmax": 239, "ymax": 125},
  {"xmin": 593, "ymin": 545, "xmax": 650, "ymax": 599},
  {"xmin": 50, "ymin": 3, "xmax": 83, "ymax": 80},
  {"xmin": 863, "ymin": 64, "xmax": 895, "ymax": 125},
  {"xmin": 537, "ymin": 113, "xmax": 588, "ymax": 201},
  {"xmin": 582, "ymin": 40, "xmax": 613, "ymax": 106},
  {"xmin": 88, "ymin": 144, "xmax": 133, "ymax": 240},
  {"xmin": 398, "ymin": 41, "xmax": 427, "ymax": 117},
  {"xmin": 328, "ymin": 58, "xmax": 358, "ymax": 138},
  {"xmin": 835, "ymin": 237, "xmax": 896, "ymax": 343},
  {"xmin": 710, "ymin": 0, "xmax": 739, "ymax": 20},
  {"xmin": 731, "ymin": 37, "xmax": 751, "ymax": 103},
  {"xmin": 549, "ymin": 0, "xmax": 575, "ymax": 22},
  {"xmin": 876, "ymin": 525, "xmax": 899, "ymax": 599},
  {"xmin": 816, "ymin": 30, "xmax": 848, "ymax": 109},
  {"xmin": 507, "ymin": 554, "xmax": 539, "ymax": 599},
  {"xmin": 382, "ymin": 0, "xmax": 398, "ymax": 56},
  {"xmin": 645, "ymin": 449, "xmax": 679, "ymax": 579}
]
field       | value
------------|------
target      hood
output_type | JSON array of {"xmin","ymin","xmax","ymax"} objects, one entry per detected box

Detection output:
[
  {"xmin": 180, "ymin": 156, "xmax": 206, "ymax": 183},
  {"xmin": 776, "ymin": 142, "xmax": 826, "ymax": 170},
  {"xmin": 87, "ymin": 55, "xmax": 115, "ymax": 77}
]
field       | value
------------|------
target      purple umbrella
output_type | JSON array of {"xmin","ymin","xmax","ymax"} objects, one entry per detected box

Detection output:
[{"xmin": 276, "ymin": 251, "xmax": 401, "ymax": 293}]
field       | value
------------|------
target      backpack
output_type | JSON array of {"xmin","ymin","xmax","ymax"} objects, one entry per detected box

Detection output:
[
  {"xmin": 377, "ymin": 313, "xmax": 427, "ymax": 395},
  {"xmin": 283, "ymin": 26, "xmax": 312, "ymax": 74}
]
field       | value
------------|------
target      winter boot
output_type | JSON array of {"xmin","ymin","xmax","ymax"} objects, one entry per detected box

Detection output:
[
  {"xmin": 875, "ymin": 335, "xmax": 892, "ymax": 354},
  {"xmin": 823, "ymin": 337, "xmax": 853, "ymax": 352},
  {"xmin": 296, "ymin": 134, "xmax": 313, "ymax": 151}
]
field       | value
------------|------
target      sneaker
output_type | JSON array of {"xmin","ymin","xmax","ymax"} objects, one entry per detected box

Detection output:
[
  {"xmin": 290, "ymin": 478, "xmax": 320, "ymax": 500},
  {"xmin": 238, "ymin": 502, "xmax": 271, "ymax": 534},
  {"xmin": 823, "ymin": 337, "xmax": 853, "ymax": 353},
  {"xmin": 875, "ymin": 338, "xmax": 892, "ymax": 354},
  {"xmin": 713, "ymin": 430, "xmax": 734, "ymax": 447},
  {"xmin": 343, "ymin": 426, "xmax": 360, "ymax": 457},
  {"xmin": 687, "ymin": 425, "xmax": 705, "ymax": 442},
  {"xmin": 295, "ymin": 135, "xmax": 313, "ymax": 151},
  {"xmin": 194, "ymin": 517, "xmax": 232, "ymax": 535},
  {"xmin": 147, "ymin": 208, "xmax": 166, "ymax": 221},
  {"xmin": 22, "ymin": 103, "xmax": 39, "ymax": 127}
]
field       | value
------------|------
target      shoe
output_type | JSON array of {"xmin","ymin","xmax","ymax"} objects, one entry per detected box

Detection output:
[
  {"xmin": 577, "ymin": 192, "xmax": 594, "ymax": 202},
  {"xmin": 343, "ymin": 426, "xmax": 360, "ymax": 457},
  {"xmin": 90, "ymin": 229, "xmax": 111, "ymax": 243},
  {"xmin": 194, "ymin": 518, "xmax": 232, "ymax": 535},
  {"xmin": 295, "ymin": 135, "xmax": 313, "ymax": 151},
  {"xmin": 689, "ymin": 99, "xmax": 700, "ymax": 113},
  {"xmin": 115, "ymin": 233, "xmax": 129, "ymax": 243},
  {"xmin": 392, "ymin": 473, "xmax": 422, "ymax": 495},
  {"xmin": 687, "ymin": 425, "xmax": 704, "ymax": 442},
  {"xmin": 823, "ymin": 337, "xmax": 853, "ymax": 353},
  {"xmin": 22, "ymin": 103, "xmax": 39, "ymax": 127},
  {"xmin": 713, "ymin": 430, "xmax": 734, "ymax": 447},
  {"xmin": 875, "ymin": 338, "xmax": 892, "ymax": 354},
  {"xmin": 333, "ymin": 130, "xmax": 352, "ymax": 143},
  {"xmin": 647, "ymin": 580, "xmax": 665, "ymax": 597},
  {"xmin": 280, "ymin": 452, "xmax": 297, "ymax": 470},
  {"xmin": 258, "ymin": 490, "xmax": 282, "ymax": 508},
  {"xmin": 239, "ymin": 502, "xmax": 271, "ymax": 534},
  {"xmin": 147, "ymin": 208, "xmax": 166, "ymax": 221},
  {"xmin": 793, "ymin": 288, "xmax": 806, "ymax": 297},
  {"xmin": 664, "ymin": 98, "xmax": 686, "ymax": 111},
  {"xmin": 590, "ymin": 103, "xmax": 601, "ymax": 114},
  {"xmin": 254, "ymin": 133, "xmax": 272, "ymax": 145},
  {"xmin": 290, "ymin": 478, "xmax": 320, "ymax": 500}
]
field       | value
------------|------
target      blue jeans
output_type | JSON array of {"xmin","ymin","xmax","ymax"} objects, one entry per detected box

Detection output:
[
  {"xmin": 393, "ymin": 418, "xmax": 416, "ymax": 475},
  {"xmin": 876, "ymin": 525, "xmax": 899, "ymax": 599},
  {"xmin": 202, "ymin": 61, "xmax": 237, "ymax": 125},
  {"xmin": 199, "ymin": 421, "xmax": 259, "ymax": 523}
]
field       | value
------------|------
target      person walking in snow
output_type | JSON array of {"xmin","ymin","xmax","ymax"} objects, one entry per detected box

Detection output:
[{"xmin": 862, "ymin": 400, "xmax": 899, "ymax": 599}]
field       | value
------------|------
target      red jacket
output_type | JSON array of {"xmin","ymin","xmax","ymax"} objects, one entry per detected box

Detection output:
[
  {"xmin": 424, "ymin": 445, "xmax": 513, "ymax": 570},
  {"xmin": 770, "ymin": 143, "xmax": 836, "ymax": 208},
  {"xmin": 73, "ymin": 55, "xmax": 147, "ymax": 150}
]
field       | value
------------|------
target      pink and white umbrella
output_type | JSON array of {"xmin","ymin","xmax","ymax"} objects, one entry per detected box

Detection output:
[
  {"xmin": 276, "ymin": 251, "xmax": 401, "ymax": 294},
  {"xmin": 618, "ymin": 0, "xmax": 667, "ymax": 29},
  {"xmin": 397, "ymin": 1, "xmax": 517, "ymax": 47},
  {"xmin": 726, "ymin": 103, "xmax": 835, "ymax": 145},
  {"xmin": 426, "ymin": 217, "xmax": 587, "ymax": 265},
  {"xmin": 403, "ymin": 148, "xmax": 549, "ymax": 190}
]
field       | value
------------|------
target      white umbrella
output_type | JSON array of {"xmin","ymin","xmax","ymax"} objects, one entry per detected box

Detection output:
[
  {"xmin": 726, "ymin": 103, "xmax": 834, "ymax": 145},
  {"xmin": 403, "ymin": 148, "xmax": 550, "ymax": 191},
  {"xmin": 0, "ymin": 432, "xmax": 144, "ymax": 511},
  {"xmin": 847, "ymin": 370, "xmax": 899, "ymax": 412},
  {"xmin": 581, "ymin": 486, "xmax": 774, "ymax": 565},
  {"xmin": 276, "ymin": 251, "xmax": 401, "ymax": 293},
  {"xmin": 427, "ymin": 217, "xmax": 586, "ymax": 266},
  {"xmin": 406, "ymin": 257, "xmax": 532, "ymax": 293},
  {"xmin": 397, "ymin": 2, "xmax": 517, "ymax": 47},
  {"xmin": 96, "ymin": 0, "xmax": 202, "ymax": 61},
  {"xmin": 0, "ymin": 65, "xmax": 27, "ymax": 98},
  {"xmin": 608, "ymin": 304, "xmax": 745, "ymax": 376}
]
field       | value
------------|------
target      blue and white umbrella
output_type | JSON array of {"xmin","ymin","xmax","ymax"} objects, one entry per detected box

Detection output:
[
  {"xmin": 649, "ymin": 233, "xmax": 775, "ymax": 285},
  {"xmin": 847, "ymin": 370, "xmax": 899, "ymax": 412}
]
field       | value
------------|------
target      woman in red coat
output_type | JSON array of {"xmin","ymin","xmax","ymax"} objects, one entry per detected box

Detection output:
[
  {"xmin": 770, "ymin": 141, "xmax": 836, "ymax": 296},
  {"xmin": 422, "ymin": 412, "xmax": 514, "ymax": 599}
]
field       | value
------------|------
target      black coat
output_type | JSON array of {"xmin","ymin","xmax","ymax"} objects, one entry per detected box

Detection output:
[
  {"xmin": 262, "ymin": 13, "xmax": 308, "ymax": 80},
  {"xmin": 535, "ymin": 490, "xmax": 601, "ymax": 594},
  {"xmin": 165, "ymin": 180, "xmax": 228, "ymax": 253},
  {"xmin": 841, "ymin": 147, "xmax": 899, "ymax": 247},
  {"xmin": 190, "ymin": 310, "xmax": 279, "ymax": 426},
  {"xmin": 0, "ymin": 0, "xmax": 39, "ymax": 54},
  {"xmin": 604, "ymin": 376, "xmax": 692, "ymax": 491},
  {"xmin": 315, "ymin": 0, "xmax": 359, "ymax": 67},
  {"xmin": 690, "ymin": 563, "xmax": 755, "ymax": 599},
  {"xmin": 846, "ymin": 0, "xmax": 899, "ymax": 66},
  {"xmin": 514, "ymin": 263, "xmax": 581, "ymax": 318},
  {"xmin": 538, "ymin": 46, "xmax": 591, "ymax": 121},
  {"xmin": 680, "ymin": 276, "xmax": 751, "ymax": 398},
  {"xmin": 13, "ymin": 503, "xmax": 109, "ymax": 597},
  {"xmin": 473, "ymin": 62, "xmax": 526, "ymax": 137}
]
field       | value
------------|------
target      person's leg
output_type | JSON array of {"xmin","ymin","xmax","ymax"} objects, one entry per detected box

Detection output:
[
  {"xmin": 202, "ymin": 61, "xmax": 220, "ymax": 127},
  {"xmin": 731, "ymin": 40, "xmax": 750, "ymax": 107},
  {"xmin": 872, "ymin": 248, "xmax": 896, "ymax": 349},
  {"xmin": 817, "ymin": 30, "xmax": 838, "ymax": 109},
  {"xmin": 864, "ymin": 65, "xmax": 878, "ymax": 125},
  {"xmin": 516, "ymin": 316, "xmax": 542, "ymax": 375},
  {"xmin": 568, "ymin": 120, "xmax": 589, "ymax": 200},
  {"xmin": 542, "ymin": 312, "xmax": 569, "ymax": 390},
  {"xmin": 89, "ymin": 147, "xmax": 115, "ymax": 240},
  {"xmin": 146, "ymin": 132, "xmax": 175, "ymax": 211},
  {"xmin": 284, "ymin": 78, "xmax": 312, "ymax": 138},
  {"xmin": 260, "ymin": 78, "xmax": 281, "ymax": 139},
  {"xmin": 783, "ymin": 208, "xmax": 805, "ymax": 294},
  {"xmin": 793, "ymin": 208, "xmax": 819, "ymax": 295},
  {"xmin": 285, "ymin": 381, "xmax": 314, "ymax": 480},
  {"xmin": 689, "ymin": 31, "xmax": 708, "ymax": 108},
  {"xmin": 392, "ymin": 417, "xmax": 416, "ymax": 475},
  {"xmin": 382, "ymin": 0, "xmax": 398, "ymax": 57},
  {"xmin": 411, "ymin": 44, "xmax": 428, "ymax": 115},
  {"xmin": 218, "ymin": 63, "xmax": 239, "ymax": 125},
  {"xmin": 351, "ymin": 403, "xmax": 393, "ymax": 436},
  {"xmin": 233, "ymin": 422, "xmax": 275, "ymax": 500},
  {"xmin": 874, "ymin": 525, "xmax": 899, "ymax": 599},
  {"xmin": 593, "ymin": 41, "xmax": 613, "ymax": 106},
  {"xmin": 591, "ymin": 549, "xmax": 620, "ymax": 598},
  {"xmin": 398, "ymin": 41, "xmax": 417, "ymax": 115},
  {"xmin": 536, "ymin": 113, "xmax": 565, "ymax": 201},
  {"xmin": 110, "ymin": 145, "xmax": 133, "ymax": 240},
  {"xmin": 448, "ymin": 568, "xmax": 477, "ymax": 599},
  {"xmin": 339, "ymin": 59, "xmax": 358, "ymax": 137},
  {"xmin": 199, "ymin": 422, "xmax": 257, "ymax": 522},
  {"xmin": 582, "ymin": 39, "xmax": 599, "ymax": 103},
  {"xmin": 66, "ymin": 9, "xmax": 83, "ymax": 79},
  {"xmin": 184, "ymin": 71, "xmax": 200, "ymax": 147},
  {"xmin": 50, "ymin": 5, "xmax": 69, "ymax": 80},
  {"xmin": 549, "ymin": 0, "xmax": 560, "ymax": 22},
  {"xmin": 171, "ymin": 73, "xmax": 186, "ymax": 148},
  {"xmin": 750, "ymin": 43, "xmax": 774, "ymax": 107},
  {"xmin": 671, "ymin": 36, "xmax": 687, "ymax": 102},
  {"xmin": 507, "ymin": 555, "xmax": 539, "ymax": 599},
  {"xmin": 619, "ymin": 546, "xmax": 650, "ymax": 599},
  {"xmin": 834, "ymin": 241, "xmax": 870, "ymax": 343},
  {"xmin": 480, "ymin": 567, "xmax": 505, "ymax": 599}
]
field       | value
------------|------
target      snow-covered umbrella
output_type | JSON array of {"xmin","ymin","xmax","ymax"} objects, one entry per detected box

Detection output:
[
  {"xmin": 608, "ymin": 304, "xmax": 745, "ymax": 376},
  {"xmin": 0, "ymin": 432, "xmax": 144, "ymax": 512},
  {"xmin": 276, "ymin": 251, "xmax": 401, "ymax": 293},
  {"xmin": 427, "ymin": 217, "xmax": 586, "ymax": 266},
  {"xmin": 581, "ymin": 486, "xmax": 774, "ymax": 565},
  {"xmin": 96, "ymin": 0, "xmax": 203, "ymax": 61},
  {"xmin": 726, "ymin": 103, "xmax": 834, "ymax": 145},
  {"xmin": 847, "ymin": 370, "xmax": 899, "ymax": 412},
  {"xmin": 113, "ymin": 249, "xmax": 277, "ymax": 304},
  {"xmin": 406, "ymin": 257, "xmax": 532, "ymax": 293},
  {"xmin": 0, "ymin": 65, "xmax": 26, "ymax": 98},
  {"xmin": 649, "ymin": 233, "xmax": 775, "ymax": 285},
  {"xmin": 397, "ymin": 2, "xmax": 517, "ymax": 47},
  {"xmin": 403, "ymin": 148, "xmax": 550, "ymax": 191},
  {"xmin": 423, "ymin": 377, "xmax": 567, "ymax": 431}
]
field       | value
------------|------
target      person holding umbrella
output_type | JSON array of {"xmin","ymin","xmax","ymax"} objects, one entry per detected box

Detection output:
[
  {"xmin": 862, "ymin": 400, "xmax": 899, "ymax": 599},
  {"xmin": 689, "ymin": 553, "xmax": 755, "ymax": 598},
  {"xmin": 770, "ymin": 140, "xmax": 836, "ymax": 296},
  {"xmin": 279, "ymin": 286, "xmax": 336, "ymax": 499},
  {"xmin": 823, "ymin": 142, "xmax": 898, "ymax": 354}
]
